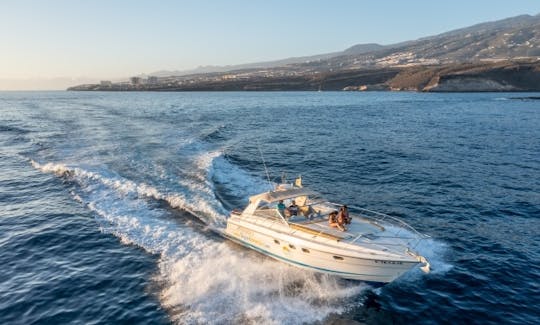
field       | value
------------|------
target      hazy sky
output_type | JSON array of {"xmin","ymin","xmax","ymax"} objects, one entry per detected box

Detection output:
[{"xmin": 1, "ymin": 0, "xmax": 540, "ymax": 88}]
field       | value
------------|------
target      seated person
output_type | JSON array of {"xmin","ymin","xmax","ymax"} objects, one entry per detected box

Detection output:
[
  {"xmin": 277, "ymin": 200, "xmax": 286, "ymax": 217},
  {"xmin": 328, "ymin": 210, "xmax": 345, "ymax": 231},
  {"xmin": 287, "ymin": 200, "xmax": 299, "ymax": 217},
  {"xmin": 338, "ymin": 205, "xmax": 351, "ymax": 225},
  {"xmin": 301, "ymin": 205, "xmax": 315, "ymax": 219}
]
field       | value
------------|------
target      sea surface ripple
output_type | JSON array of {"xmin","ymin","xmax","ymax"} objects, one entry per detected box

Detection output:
[{"xmin": 0, "ymin": 91, "xmax": 539, "ymax": 324}]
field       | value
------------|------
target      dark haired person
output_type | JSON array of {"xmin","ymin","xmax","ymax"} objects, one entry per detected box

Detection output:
[{"xmin": 288, "ymin": 200, "xmax": 299, "ymax": 216}]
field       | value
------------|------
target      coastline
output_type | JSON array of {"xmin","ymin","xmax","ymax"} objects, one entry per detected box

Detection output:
[{"xmin": 68, "ymin": 59, "xmax": 540, "ymax": 93}]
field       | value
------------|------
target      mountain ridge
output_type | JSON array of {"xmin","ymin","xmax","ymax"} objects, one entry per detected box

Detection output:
[{"xmin": 149, "ymin": 13, "xmax": 540, "ymax": 77}]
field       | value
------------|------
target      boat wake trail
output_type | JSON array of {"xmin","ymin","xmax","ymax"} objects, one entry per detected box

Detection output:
[
  {"xmin": 31, "ymin": 159, "xmax": 225, "ymax": 228},
  {"xmin": 161, "ymin": 247, "xmax": 368, "ymax": 324},
  {"xmin": 31, "ymin": 159, "xmax": 370, "ymax": 324}
]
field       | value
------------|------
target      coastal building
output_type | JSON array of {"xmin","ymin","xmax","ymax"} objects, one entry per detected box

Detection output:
[
  {"xmin": 100, "ymin": 80, "xmax": 112, "ymax": 86},
  {"xmin": 130, "ymin": 77, "xmax": 142, "ymax": 85},
  {"xmin": 147, "ymin": 76, "xmax": 158, "ymax": 84},
  {"xmin": 221, "ymin": 74, "xmax": 237, "ymax": 80}
]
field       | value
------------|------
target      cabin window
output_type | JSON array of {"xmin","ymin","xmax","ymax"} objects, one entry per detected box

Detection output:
[
  {"xmin": 289, "ymin": 244, "xmax": 296, "ymax": 249},
  {"xmin": 333, "ymin": 256, "xmax": 344, "ymax": 260},
  {"xmin": 302, "ymin": 248, "xmax": 310, "ymax": 253},
  {"xmin": 274, "ymin": 239, "xmax": 280, "ymax": 245}
]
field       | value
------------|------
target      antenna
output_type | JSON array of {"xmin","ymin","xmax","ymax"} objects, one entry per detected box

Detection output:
[{"xmin": 257, "ymin": 141, "xmax": 273, "ymax": 190}]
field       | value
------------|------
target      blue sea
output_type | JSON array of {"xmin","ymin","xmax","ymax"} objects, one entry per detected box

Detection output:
[{"xmin": 1, "ymin": 91, "xmax": 539, "ymax": 324}]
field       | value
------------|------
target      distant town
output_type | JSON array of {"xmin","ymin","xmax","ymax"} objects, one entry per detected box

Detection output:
[{"xmin": 86, "ymin": 66, "xmax": 314, "ymax": 91}]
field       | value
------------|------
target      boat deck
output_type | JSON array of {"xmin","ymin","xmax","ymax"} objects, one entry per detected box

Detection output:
[
  {"xmin": 287, "ymin": 214, "xmax": 380, "ymax": 240},
  {"xmin": 253, "ymin": 208, "xmax": 380, "ymax": 240},
  {"xmin": 249, "ymin": 207, "xmax": 419, "ymax": 255}
]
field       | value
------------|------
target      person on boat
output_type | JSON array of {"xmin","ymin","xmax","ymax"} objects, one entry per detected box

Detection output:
[
  {"xmin": 277, "ymin": 200, "xmax": 286, "ymax": 217},
  {"xmin": 301, "ymin": 205, "xmax": 315, "ymax": 219},
  {"xmin": 338, "ymin": 205, "xmax": 351, "ymax": 225},
  {"xmin": 328, "ymin": 210, "xmax": 345, "ymax": 231},
  {"xmin": 288, "ymin": 200, "xmax": 299, "ymax": 216}
]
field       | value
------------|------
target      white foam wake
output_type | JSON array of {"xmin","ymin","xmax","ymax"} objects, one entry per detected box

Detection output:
[
  {"xmin": 210, "ymin": 154, "xmax": 274, "ymax": 200},
  {"xmin": 160, "ymin": 243, "xmax": 368, "ymax": 324},
  {"xmin": 32, "ymin": 159, "xmax": 369, "ymax": 324},
  {"xmin": 31, "ymin": 160, "xmax": 226, "ymax": 227},
  {"xmin": 412, "ymin": 237, "xmax": 453, "ymax": 275}
]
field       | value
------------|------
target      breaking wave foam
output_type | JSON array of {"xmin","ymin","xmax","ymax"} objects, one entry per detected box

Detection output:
[
  {"xmin": 160, "ymin": 244, "xmax": 369, "ymax": 324},
  {"xmin": 31, "ymin": 160, "xmax": 225, "ymax": 227},
  {"xmin": 31, "ymin": 159, "xmax": 369, "ymax": 324}
]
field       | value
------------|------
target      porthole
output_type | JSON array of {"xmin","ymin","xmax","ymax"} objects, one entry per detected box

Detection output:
[
  {"xmin": 333, "ymin": 256, "xmax": 344, "ymax": 260},
  {"xmin": 274, "ymin": 239, "xmax": 280, "ymax": 245},
  {"xmin": 302, "ymin": 248, "xmax": 310, "ymax": 253},
  {"xmin": 289, "ymin": 244, "xmax": 296, "ymax": 249}
]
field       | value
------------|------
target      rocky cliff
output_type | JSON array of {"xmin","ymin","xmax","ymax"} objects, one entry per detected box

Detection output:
[{"xmin": 386, "ymin": 60, "xmax": 540, "ymax": 92}]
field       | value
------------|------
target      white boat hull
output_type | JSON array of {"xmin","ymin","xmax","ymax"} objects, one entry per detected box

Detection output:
[{"xmin": 225, "ymin": 220, "xmax": 419, "ymax": 283}]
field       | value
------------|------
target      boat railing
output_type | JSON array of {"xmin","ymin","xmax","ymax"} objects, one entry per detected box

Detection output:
[{"xmin": 347, "ymin": 235, "xmax": 417, "ymax": 256}]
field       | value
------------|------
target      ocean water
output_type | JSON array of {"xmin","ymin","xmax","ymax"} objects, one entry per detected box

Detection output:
[{"xmin": 0, "ymin": 91, "xmax": 539, "ymax": 324}]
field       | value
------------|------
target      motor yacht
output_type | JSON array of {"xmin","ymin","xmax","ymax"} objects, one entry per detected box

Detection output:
[{"xmin": 224, "ymin": 177, "xmax": 430, "ymax": 283}]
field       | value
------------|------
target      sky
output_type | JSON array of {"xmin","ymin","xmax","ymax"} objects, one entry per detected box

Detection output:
[{"xmin": 1, "ymin": 0, "xmax": 540, "ymax": 89}]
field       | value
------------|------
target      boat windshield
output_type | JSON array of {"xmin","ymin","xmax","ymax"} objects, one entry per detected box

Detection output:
[{"xmin": 250, "ymin": 188, "xmax": 319, "ymax": 203}]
